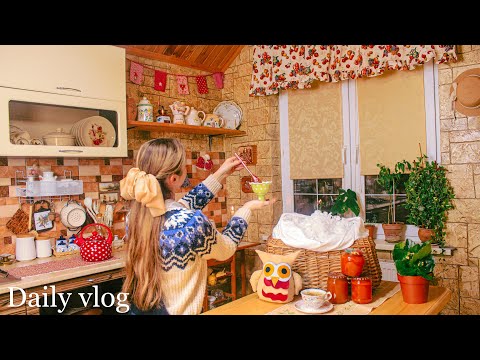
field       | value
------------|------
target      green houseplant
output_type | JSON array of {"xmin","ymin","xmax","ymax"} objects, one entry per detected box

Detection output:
[
  {"xmin": 404, "ymin": 154, "xmax": 455, "ymax": 247},
  {"xmin": 330, "ymin": 188, "xmax": 360, "ymax": 217},
  {"xmin": 392, "ymin": 239, "xmax": 435, "ymax": 304},
  {"xmin": 376, "ymin": 160, "xmax": 411, "ymax": 242}
]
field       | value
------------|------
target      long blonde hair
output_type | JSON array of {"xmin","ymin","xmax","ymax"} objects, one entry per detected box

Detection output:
[{"xmin": 122, "ymin": 138, "xmax": 186, "ymax": 311}]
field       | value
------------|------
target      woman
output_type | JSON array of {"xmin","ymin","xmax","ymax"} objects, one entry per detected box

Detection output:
[{"xmin": 120, "ymin": 138, "xmax": 273, "ymax": 315}]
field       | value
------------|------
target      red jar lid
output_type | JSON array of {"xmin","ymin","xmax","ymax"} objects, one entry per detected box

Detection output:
[{"xmin": 328, "ymin": 271, "xmax": 347, "ymax": 279}]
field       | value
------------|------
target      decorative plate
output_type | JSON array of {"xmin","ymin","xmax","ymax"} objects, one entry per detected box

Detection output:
[
  {"xmin": 213, "ymin": 101, "xmax": 243, "ymax": 130},
  {"xmin": 79, "ymin": 116, "xmax": 116, "ymax": 147},
  {"xmin": 294, "ymin": 300, "xmax": 334, "ymax": 314}
]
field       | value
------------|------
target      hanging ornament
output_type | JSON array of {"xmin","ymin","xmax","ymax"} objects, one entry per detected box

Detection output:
[
  {"xmin": 130, "ymin": 62, "xmax": 144, "ymax": 85},
  {"xmin": 196, "ymin": 75, "xmax": 209, "ymax": 94},
  {"xmin": 154, "ymin": 70, "xmax": 167, "ymax": 92},
  {"xmin": 176, "ymin": 75, "xmax": 189, "ymax": 95}
]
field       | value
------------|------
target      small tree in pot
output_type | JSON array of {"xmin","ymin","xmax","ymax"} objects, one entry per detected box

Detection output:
[
  {"xmin": 393, "ymin": 239, "xmax": 435, "ymax": 304},
  {"xmin": 376, "ymin": 160, "xmax": 411, "ymax": 242},
  {"xmin": 404, "ymin": 154, "xmax": 455, "ymax": 247}
]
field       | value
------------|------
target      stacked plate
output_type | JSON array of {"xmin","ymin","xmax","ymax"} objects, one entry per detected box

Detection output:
[{"xmin": 70, "ymin": 116, "xmax": 116, "ymax": 147}]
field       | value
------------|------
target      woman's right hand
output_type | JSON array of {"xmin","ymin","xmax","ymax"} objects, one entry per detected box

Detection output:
[{"xmin": 243, "ymin": 198, "xmax": 276, "ymax": 211}]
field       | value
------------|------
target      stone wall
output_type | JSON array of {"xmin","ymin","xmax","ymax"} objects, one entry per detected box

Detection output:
[{"xmin": 435, "ymin": 45, "xmax": 480, "ymax": 314}]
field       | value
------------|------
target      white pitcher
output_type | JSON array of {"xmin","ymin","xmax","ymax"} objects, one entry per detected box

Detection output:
[{"xmin": 185, "ymin": 107, "xmax": 206, "ymax": 126}]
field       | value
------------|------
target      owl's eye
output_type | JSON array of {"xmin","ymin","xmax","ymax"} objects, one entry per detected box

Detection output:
[
  {"xmin": 263, "ymin": 262, "xmax": 275, "ymax": 278},
  {"xmin": 277, "ymin": 264, "xmax": 291, "ymax": 279}
]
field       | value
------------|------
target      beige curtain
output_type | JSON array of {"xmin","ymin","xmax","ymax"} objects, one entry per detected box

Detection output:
[
  {"xmin": 288, "ymin": 81, "xmax": 343, "ymax": 179},
  {"xmin": 357, "ymin": 67, "xmax": 427, "ymax": 175}
]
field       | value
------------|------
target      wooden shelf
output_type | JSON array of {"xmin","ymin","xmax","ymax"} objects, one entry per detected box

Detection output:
[{"xmin": 127, "ymin": 121, "xmax": 246, "ymax": 136}]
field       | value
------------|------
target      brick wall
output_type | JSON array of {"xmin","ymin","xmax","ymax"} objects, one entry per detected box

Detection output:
[{"xmin": 434, "ymin": 45, "xmax": 480, "ymax": 314}]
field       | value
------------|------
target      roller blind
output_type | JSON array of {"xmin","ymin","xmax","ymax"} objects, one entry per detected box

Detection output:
[
  {"xmin": 287, "ymin": 81, "xmax": 343, "ymax": 179},
  {"xmin": 357, "ymin": 67, "xmax": 427, "ymax": 175}
]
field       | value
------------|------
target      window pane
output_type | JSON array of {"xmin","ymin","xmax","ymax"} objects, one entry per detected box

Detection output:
[
  {"xmin": 293, "ymin": 179, "xmax": 316, "ymax": 194},
  {"xmin": 294, "ymin": 195, "xmax": 317, "ymax": 215},
  {"xmin": 317, "ymin": 179, "xmax": 342, "ymax": 194},
  {"xmin": 365, "ymin": 194, "xmax": 407, "ymax": 223},
  {"xmin": 317, "ymin": 194, "xmax": 338, "ymax": 213}
]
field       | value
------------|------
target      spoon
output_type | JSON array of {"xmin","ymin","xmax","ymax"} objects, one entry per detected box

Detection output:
[
  {"xmin": 234, "ymin": 153, "xmax": 261, "ymax": 183},
  {"xmin": 83, "ymin": 197, "xmax": 98, "ymax": 223}
]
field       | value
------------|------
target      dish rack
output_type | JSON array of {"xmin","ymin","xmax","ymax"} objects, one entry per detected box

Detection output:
[{"xmin": 15, "ymin": 170, "xmax": 83, "ymax": 204}]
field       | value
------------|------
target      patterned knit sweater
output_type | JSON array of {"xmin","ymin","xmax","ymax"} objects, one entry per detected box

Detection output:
[{"xmin": 157, "ymin": 175, "xmax": 251, "ymax": 315}]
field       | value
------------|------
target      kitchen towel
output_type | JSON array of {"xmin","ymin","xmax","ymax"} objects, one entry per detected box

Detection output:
[
  {"xmin": 154, "ymin": 70, "xmax": 167, "ymax": 92},
  {"xmin": 130, "ymin": 62, "xmax": 144, "ymax": 85},
  {"xmin": 196, "ymin": 75, "xmax": 209, "ymax": 94},
  {"xmin": 176, "ymin": 75, "xmax": 189, "ymax": 95}
]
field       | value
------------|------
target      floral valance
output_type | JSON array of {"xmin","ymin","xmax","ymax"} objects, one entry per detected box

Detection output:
[{"xmin": 249, "ymin": 45, "xmax": 457, "ymax": 96}]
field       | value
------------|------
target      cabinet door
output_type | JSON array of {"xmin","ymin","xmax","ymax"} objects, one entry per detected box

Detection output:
[
  {"xmin": 0, "ymin": 87, "xmax": 127, "ymax": 158},
  {"xmin": 0, "ymin": 45, "xmax": 125, "ymax": 102}
]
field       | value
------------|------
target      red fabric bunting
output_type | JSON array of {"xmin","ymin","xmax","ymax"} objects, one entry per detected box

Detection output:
[
  {"xmin": 196, "ymin": 75, "xmax": 208, "ymax": 94},
  {"xmin": 213, "ymin": 72, "xmax": 224, "ymax": 89},
  {"xmin": 130, "ymin": 62, "xmax": 144, "ymax": 85},
  {"xmin": 176, "ymin": 75, "xmax": 189, "ymax": 95},
  {"xmin": 154, "ymin": 70, "xmax": 167, "ymax": 92}
]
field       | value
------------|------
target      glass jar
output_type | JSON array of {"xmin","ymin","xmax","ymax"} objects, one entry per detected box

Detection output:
[
  {"xmin": 341, "ymin": 248, "xmax": 365, "ymax": 277},
  {"xmin": 351, "ymin": 276, "xmax": 372, "ymax": 304},
  {"xmin": 327, "ymin": 272, "xmax": 349, "ymax": 304}
]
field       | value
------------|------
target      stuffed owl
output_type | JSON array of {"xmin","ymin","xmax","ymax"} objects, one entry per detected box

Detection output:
[{"xmin": 250, "ymin": 250, "xmax": 302, "ymax": 303}]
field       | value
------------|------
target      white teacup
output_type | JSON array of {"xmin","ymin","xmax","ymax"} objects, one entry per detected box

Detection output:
[{"xmin": 300, "ymin": 288, "xmax": 332, "ymax": 308}]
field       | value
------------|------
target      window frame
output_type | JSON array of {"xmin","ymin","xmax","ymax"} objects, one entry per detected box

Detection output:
[{"xmin": 279, "ymin": 61, "xmax": 440, "ymax": 240}]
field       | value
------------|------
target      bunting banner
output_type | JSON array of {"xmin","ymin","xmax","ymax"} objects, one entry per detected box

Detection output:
[
  {"xmin": 213, "ymin": 72, "xmax": 224, "ymax": 89},
  {"xmin": 196, "ymin": 75, "xmax": 209, "ymax": 94},
  {"xmin": 154, "ymin": 70, "xmax": 167, "ymax": 92},
  {"xmin": 176, "ymin": 75, "xmax": 189, "ymax": 95},
  {"xmin": 130, "ymin": 62, "xmax": 144, "ymax": 85}
]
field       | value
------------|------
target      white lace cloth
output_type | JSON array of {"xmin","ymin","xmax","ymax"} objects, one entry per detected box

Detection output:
[{"xmin": 272, "ymin": 211, "xmax": 369, "ymax": 253}]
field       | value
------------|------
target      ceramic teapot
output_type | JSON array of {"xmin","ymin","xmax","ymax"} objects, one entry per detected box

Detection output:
[
  {"xmin": 203, "ymin": 114, "xmax": 225, "ymax": 128},
  {"xmin": 185, "ymin": 107, "xmax": 206, "ymax": 126},
  {"xmin": 74, "ymin": 223, "xmax": 113, "ymax": 262},
  {"xmin": 169, "ymin": 101, "xmax": 191, "ymax": 124}
]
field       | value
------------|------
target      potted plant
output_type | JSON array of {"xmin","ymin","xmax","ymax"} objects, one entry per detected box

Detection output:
[
  {"xmin": 364, "ymin": 214, "xmax": 378, "ymax": 240},
  {"xmin": 330, "ymin": 188, "xmax": 360, "ymax": 217},
  {"xmin": 376, "ymin": 160, "xmax": 411, "ymax": 242},
  {"xmin": 392, "ymin": 239, "xmax": 435, "ymax": 304},
  {"xmin": 404, "ymin": 154, "xmax": 455, "ymax": 246}
]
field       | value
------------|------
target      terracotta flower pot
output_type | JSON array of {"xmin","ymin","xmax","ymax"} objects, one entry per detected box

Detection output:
[
  {"xmin": 382, "ymin": 223, "xmax": 405, "ymax": 243},
  {"xmin": 418, "ymin": 228, "xmax": 434, "ymax": 242},
  {"xmin": 397, "ymin": 274, "xmax": 430, "ymax": 304},
  {"xmin": 364, "ymin": 224, "xmax": 376, "ymax": 240}
]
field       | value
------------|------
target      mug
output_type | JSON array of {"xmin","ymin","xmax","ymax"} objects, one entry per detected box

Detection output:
[
  {"xmin": 300, "ymin": 288, "xmax": 332, "ymax": 309},
  {"xmin": 35, "ymin": 236, "xmax": 53, "ymax": 258},
  {"xmin": 15, "ymin": 234, "xmax": 37, "ymax": 261},
  {"xmin": 203, "ymin": 114, "xmax": 225, "ymax": 128}
]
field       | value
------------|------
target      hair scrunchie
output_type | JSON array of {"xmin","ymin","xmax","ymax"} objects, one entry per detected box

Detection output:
[{"xmin": 120, "ymin": 167, "xmax": 166, "ymax": 217}]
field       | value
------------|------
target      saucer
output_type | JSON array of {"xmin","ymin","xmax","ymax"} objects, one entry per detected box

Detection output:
[{"xmin": 294, "ymin": 300, "xmax": 334, "ymax": 314}]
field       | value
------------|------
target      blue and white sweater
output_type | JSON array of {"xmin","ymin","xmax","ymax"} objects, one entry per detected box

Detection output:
[{"xmin": 158, "ymin": 175, "xmax": 251, "ymax": 315}]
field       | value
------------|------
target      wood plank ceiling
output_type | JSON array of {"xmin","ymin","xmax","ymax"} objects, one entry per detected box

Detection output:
[{"xmin": 118, "ymin": 45, "xmax": 244, "ymax": 73}]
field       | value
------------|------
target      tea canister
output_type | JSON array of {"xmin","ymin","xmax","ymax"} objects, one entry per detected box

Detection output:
[
  {"xmin": 327, "ymin": 272, "xmax": 349, "ymax": 304},
  {"xmin": 137, "ymin": 96, "xmax": 154, "ymax": 122}
]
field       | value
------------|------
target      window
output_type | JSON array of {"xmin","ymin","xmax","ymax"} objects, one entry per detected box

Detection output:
[{"xmin": 280, "ymin": 62, "xmax": 440, "ymax": 239}]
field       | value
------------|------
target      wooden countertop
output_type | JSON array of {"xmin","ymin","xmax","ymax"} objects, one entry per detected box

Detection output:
[
  {"xmin": 0, "ymin": 250, "xmax": 126, "ymax": 295},
  {"xmin": 202, "ymin": 281, "xmax": 452, "ymax": 315}
]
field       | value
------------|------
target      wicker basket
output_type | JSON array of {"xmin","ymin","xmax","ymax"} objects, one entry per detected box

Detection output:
[{"xmin": 266, "ymin": 236, "xmax": 382, "ymax": 289}]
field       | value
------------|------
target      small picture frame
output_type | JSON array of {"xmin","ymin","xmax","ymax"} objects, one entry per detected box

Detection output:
[
  {"xmin": 99, "ymin": 182, "xmax": 120, "ymax": 193},
  {"xmin": 34, "ymin": 210, "xmax": 54, "ymax": 232},
  {"xmin": 100, "ymin": 192, "xmax": 119, "ymax": 204}
]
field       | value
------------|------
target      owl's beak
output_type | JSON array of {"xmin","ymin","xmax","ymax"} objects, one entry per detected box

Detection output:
[{"xmin": 271, "ymin": 277, "xmax": 279, "ymax": 287}]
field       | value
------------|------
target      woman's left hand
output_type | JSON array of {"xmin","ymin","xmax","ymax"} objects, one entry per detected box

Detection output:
[{"xmin": 213, "ymin": 156, "xmax": 243, "ymax": 182}]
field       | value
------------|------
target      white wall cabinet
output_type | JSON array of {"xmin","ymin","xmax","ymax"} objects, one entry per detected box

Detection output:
[
  {"xmin": 0, "ymin": 45, "xmax": 126, "ymax": 102},
  {"xmin": 0, "ymin": 45, "xmax": 127, "ymax": 158}
]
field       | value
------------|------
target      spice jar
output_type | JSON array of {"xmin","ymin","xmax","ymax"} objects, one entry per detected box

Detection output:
[
  {"xmin": 341, "ymin": 248, "xmax": 365, "ymax": 277},
  {"xmin": 351, "ymin": 276, "xmax": 372, "ymax": 304},
  {"xmin": 327, "ymin": 272, "xmax": 349, "ymax": 304}
]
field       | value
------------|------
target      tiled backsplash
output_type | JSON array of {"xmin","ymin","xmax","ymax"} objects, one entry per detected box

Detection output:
[{"xmin": 0, "ymin": 150, "xmax": 227, "ymax": 256}]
